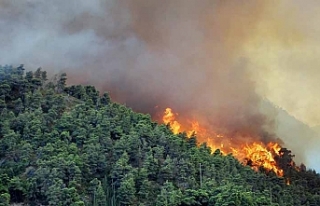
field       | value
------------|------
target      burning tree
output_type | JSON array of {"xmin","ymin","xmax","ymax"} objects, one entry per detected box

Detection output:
[{"xmin": 161, "ymin": 107, "xmax": 300, "ymax": 178}]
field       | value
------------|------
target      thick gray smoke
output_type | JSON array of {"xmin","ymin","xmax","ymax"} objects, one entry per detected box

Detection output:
[
  {"xmin": 1, "ymin": 0, "xmax": 320, "ymax": 170},
  {"xmin": 0, "ymin": 0, "xmax": 271, "ymax": 132}
]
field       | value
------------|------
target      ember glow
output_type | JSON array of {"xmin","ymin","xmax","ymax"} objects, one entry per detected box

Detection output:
[{"xmin": 162, "ymin": 107, "xmax": 284, "ymax": 176}]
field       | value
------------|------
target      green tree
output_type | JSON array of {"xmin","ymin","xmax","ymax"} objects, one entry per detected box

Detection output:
[
  {"xmin": 0, "ymin": 193, "xmax": 10, "ymax": 206},
  {"xmin": 117, "ymin": 173, "xmax": 136, "ymax": 205},
  {"xmin": 156, "ymin": 181, "xmax": 182, "ymax": 206},
  {"xmin": 94, "ymin": 182, "xmax": 107, "ymax": 206}
]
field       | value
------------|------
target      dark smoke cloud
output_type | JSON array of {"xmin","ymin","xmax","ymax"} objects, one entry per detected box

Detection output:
[
  {"xmin": 1, "ymin": 0, "xmax": 320, "ymax": 170},
  {"xmin": 114, "ymin": 0, "xmax": 274, "ymax": 135}
]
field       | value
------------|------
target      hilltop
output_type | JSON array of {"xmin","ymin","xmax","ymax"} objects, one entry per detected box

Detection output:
[{"xmin": 0, "ymin": 65, "xmax": 320, "ymax": 206}]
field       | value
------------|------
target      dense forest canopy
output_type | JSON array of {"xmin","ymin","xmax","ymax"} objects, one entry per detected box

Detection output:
[{"xmin": 0, "ymin": 65, "xmax": 320, "ymax": 206}]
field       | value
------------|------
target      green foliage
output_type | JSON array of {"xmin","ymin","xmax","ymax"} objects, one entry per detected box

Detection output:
[
  {"xmin": 95, "ymin": 182, "xmax": 107, "ymax": 206},
  {"xmin": 156, "ymin": 181, "xmax": 182, "ymax": 206},
  {"xmin": 118, "ymin": 173, "xmax": 136, "ymax": 205},
  {"xmin": 0, "ymin": 193, "xmax": 10, "ymax": 206},
  {"xmin": 0, "ymin": 66, "xmax": 319, "ymax": 205}
]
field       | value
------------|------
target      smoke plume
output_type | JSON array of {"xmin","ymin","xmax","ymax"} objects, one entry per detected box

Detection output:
[{"xmin": 1, "ymin": 0, "xmax": 320, "ymax": 170}]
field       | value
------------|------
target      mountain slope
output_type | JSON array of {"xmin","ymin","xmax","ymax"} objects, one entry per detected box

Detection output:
[{"xmin": 0, "ymin": 66, "xmax": 320, "ymax": 206}]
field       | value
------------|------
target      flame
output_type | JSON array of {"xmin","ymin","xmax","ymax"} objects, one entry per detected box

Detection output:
[
  {"xmin": 162, "ymin": 107, "xmax": 284, "ymax": 176},
  {"xmin": 163, "ymin": 108, "xmax": 181, "ymax": 134},
  {"xmin": 286, "ymin": 178, "xmax": 290, "ymax": 185}
]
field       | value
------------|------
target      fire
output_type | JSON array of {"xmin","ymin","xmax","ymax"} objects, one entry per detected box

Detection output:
[
  {"xmin": 162, "ymin": 108, "xmax": 181, "ymax": 134},
  {"xmin": 286, "ymin": 178, "xmax": 290, "ymax": 185},
  {"xmin": 234, "ymin": 142, "xmax": 283, "ymax": 176},
  {"xmin": 162, "ymin": 107, "xmax": 284, "ymax": 176}
]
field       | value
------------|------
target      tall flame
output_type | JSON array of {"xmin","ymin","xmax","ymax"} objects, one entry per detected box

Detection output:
[
  {"xmin": 162, "ymin": 107, "xmax": 283, "ymax": 176},
  {"xmin": 162, "ymin": 108, "xmax": 181, "ymax": 134}
]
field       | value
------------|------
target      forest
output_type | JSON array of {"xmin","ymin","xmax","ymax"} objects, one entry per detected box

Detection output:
[{"xmin": 0, "ymin": 65, "xmax": 320, "ymax": 206}]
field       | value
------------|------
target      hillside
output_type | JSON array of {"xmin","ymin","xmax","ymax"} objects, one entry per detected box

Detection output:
[
  {"xmin": 0, "ymin": 66, "xmax": 320, "ymax": 206},
  {"xmin": 260, "ymin": 100, "xmax": 320, "ymax": 170}
]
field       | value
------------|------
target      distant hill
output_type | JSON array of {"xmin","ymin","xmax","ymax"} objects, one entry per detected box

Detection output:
[{"xmin": 260, "ymin": 99, "xmax": 320, "ymax": 171}]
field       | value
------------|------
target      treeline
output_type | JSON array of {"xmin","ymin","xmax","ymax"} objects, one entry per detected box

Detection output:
[{"xmin": 0, "ymin": 65, "xmax": 320, "ymax": 205}]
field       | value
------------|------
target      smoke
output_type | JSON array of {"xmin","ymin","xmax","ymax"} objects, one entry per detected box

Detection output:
[{"xmin": 1, "ymin": 0, "xmax": 320, "ymax": 170}]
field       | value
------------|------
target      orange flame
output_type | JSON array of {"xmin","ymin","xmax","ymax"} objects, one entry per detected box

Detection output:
[
  {"xmin": 286, "ymin": 178, "xmax": 290, "ymax": 185},
  {"xmin": 162, "ymin": 107, "xmax": 284, "ymax": 176},
  {"xmin": 163, "ymin": 108, "xmax": 181, "ymax": 134}
]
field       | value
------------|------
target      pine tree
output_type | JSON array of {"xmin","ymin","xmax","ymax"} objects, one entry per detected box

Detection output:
[{"xmin": 117, "ymin": 173, "xmax": 136, "ymax": 205}]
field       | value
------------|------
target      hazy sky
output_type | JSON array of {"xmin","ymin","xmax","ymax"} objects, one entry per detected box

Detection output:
[{"xmin": 244, "ymin": 0, "xmax": 320, "ymax": 127}]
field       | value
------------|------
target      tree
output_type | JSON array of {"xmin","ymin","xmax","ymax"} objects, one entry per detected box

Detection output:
[
  {"xmin": 0, "ymin": 193, "xmax": 10, "ymax": 206},
  {"xmin": 155, "ymin": 181, "xmax": 182, "ymax": 206},
  {"xmin": 100, "ymin": 93, "xmax": 110, "ymax": 106},
  {"xmin": 57, "ymin": 73, "xmax": 67, "ymax": 93},
  {"xmin": 158, "ymin": 155, "xmax": 174, "ymax": 184},
  {"xmin": 95, "ymin": 182, "xmax": 107, "ymax": 206},
  {"xmin": 45, "ymin": 178, "xmax": 65, "ymax": 205},
  {"xmin": 117, "ymin": 173, "xmax": 136, "ymax": 205},
  {"xmin": 111, "ymin": 152, "xmax": 132, "ymax": 187}
]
